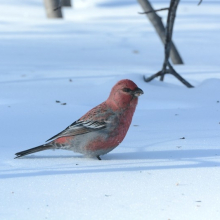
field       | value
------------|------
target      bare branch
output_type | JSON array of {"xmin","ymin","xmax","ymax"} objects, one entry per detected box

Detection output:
[
  {"xmin": 137, "ymin": 0, "xmax": 183, "ymax": 64},
  {"xmin": 198, "ymin": 0, "xmax": 203, "ymax": 6},
  {"xmin": 139, "ymin": 7, "xmax": 169, "ymax": 14},
  {"xmin": 143, "ymin": 0, "xmax": 193, "ymax": 88}
]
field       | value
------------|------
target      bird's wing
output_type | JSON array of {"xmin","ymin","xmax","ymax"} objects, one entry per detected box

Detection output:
[{"xmin": 46, "ymin": 120, "xmax": 107, "ymax": 142}]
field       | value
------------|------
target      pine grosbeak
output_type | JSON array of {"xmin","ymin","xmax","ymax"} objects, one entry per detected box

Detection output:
[{"xmin": 15, "ymin": 79, "xmax": 143, "ymax": 160}]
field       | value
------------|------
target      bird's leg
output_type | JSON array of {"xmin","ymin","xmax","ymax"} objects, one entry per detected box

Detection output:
[{"xmin": 97, "ymin": 155, "xmax": 101, "ymax": 160}]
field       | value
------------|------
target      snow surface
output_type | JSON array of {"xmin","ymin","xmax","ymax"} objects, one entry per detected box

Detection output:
[{"xmin": 0, "ymin": 0, "xmax": 220, "ymax": 220}]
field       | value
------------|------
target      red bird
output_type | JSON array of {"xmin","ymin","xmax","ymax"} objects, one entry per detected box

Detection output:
[{"xmin": 15, "ymin": 79, "xmax": 143, "ymax": 160}]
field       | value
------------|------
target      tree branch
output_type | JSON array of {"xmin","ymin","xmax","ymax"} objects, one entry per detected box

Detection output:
[
  {"xmin": 139, "ymin": 7, "xmax": 169, "ymax": 14},
  {"xmin": 143, "ymin": 0, "xmax": 193, "ymax": 88},
  {"xmin": 137, "ymin": 0, "xmax": 183, "ymax": 64}
]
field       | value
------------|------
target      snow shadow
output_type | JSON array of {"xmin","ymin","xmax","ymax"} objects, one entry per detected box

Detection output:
[
  {"xmin": 97, "ymin": 0, "xmax": 136, "ymax": 8},
  {"xmin": 108, "ymin": 149, "xmax": 220, "ymax": 160},
  {"xmin": 1, "ymin": 149, "xmax": 220, "ymax": 179}
]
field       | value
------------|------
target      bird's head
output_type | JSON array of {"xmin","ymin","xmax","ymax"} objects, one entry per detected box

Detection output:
[{"xmin": 107, "ymin": 79, "xmax": 144, "ymax": 110}]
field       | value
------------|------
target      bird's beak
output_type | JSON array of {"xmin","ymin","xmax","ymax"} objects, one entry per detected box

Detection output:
[{"xmin": 133, "ymin": 87, "xmax": 144, "ymax": 97}]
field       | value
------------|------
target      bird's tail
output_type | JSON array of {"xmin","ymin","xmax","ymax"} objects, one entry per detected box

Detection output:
[{"xmin": 14, "ymin": 144, "xmax": 53, "ymax": 159}]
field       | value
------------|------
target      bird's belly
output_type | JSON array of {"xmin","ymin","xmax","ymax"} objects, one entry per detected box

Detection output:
[
  {"xmin": 65, "ymin": 131, "xmax": 120, "ymax": 156},
  {"xmin": 53, "ymin": 116, "xmax": 130, "ymax": 157}
]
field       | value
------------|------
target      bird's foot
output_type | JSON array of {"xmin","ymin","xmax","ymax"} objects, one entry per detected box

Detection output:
[{"xmin": 97, "ymin": 155, "xmax": 101, "ymax": 160}]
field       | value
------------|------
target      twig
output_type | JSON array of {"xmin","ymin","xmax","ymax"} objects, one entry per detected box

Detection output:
[
  {"xmin": 168, "ymin": 61, "xmax": 194, "ymax": 88},
  {"xmin": 138, "ymin": 7, "xmax": 169, "ymax": 14},
  {"xmin": 137, "ymin": 0, "xmax": 183, "ymax": 64},
  {"xmin": 198, "ymin": 0, "xmax": 203, "ymax": 6},
  {"xmin": 143, "ymin": 0, "xmax": 193, "ymax": 88}
]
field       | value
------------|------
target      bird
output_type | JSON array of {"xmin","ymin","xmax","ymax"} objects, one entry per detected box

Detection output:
[{"xmin": 15, "ymin": 79, "xmax": 143, "ymax": 160}]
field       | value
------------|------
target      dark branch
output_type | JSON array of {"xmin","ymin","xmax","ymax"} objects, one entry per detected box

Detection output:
[
  {"xmin": 143, "ymin": 0, "xmax": 193, "ymax": 88},
  {"xmin": 139, "ymin": 7, "xmax": 169, "ymax": 14},
  {"xmin": 198, "ymin": 0, "xmax": 203, "ymax": 6}
]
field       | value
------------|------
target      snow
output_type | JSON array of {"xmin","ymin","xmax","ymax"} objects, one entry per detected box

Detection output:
[{"xmin": 0, "ymin": 0, "xmax": 220, "ymax": 219}]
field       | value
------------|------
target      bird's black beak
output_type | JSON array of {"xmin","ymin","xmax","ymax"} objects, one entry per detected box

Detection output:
[{"xmin": 133, "ymin": 87, "xmax": 144, "ymax": 97}]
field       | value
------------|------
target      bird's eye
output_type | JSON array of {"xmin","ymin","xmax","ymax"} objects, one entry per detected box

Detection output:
[{"xmin": 123, "ymin": 88, "xmax": 131, "ymax": 93}]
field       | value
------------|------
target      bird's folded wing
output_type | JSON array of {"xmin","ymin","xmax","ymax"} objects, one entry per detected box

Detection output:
[{"xmin": 46, "ymin": 120, "xmax": 107, "ymax": 142}]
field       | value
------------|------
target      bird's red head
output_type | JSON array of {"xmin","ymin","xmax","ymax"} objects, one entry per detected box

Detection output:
[{"xmin": 107, "ymin": 79, "xmax": 143, "ymax": 110}]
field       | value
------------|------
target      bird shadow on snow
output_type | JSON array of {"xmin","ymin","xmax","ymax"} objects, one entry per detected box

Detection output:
[{"xmin": 1, "ymin": 148, "xmax": 220, "ymax": 179}]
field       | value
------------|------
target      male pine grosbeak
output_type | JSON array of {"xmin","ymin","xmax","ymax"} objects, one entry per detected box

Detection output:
[{"xmin": 15, "ymin": 79, "xmax": 143, "ymax": 160}]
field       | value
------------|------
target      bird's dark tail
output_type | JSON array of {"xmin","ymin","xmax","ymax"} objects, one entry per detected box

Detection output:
[{"xmin": 14, "ymin": 144, "xmax": 53, "ymax": 159}]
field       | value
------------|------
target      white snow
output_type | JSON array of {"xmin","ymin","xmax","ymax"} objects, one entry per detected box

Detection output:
[{"xmin": 0, "ymin": 0, "xmax": 220, "ymax": 220}]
